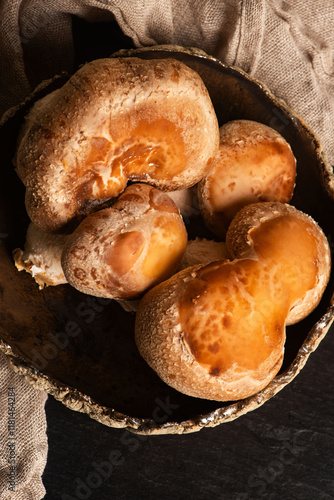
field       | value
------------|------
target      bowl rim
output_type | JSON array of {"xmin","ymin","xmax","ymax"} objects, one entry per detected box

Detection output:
[
  {"xmin": 1, "ymin": 44, "xmax": 334, "ymax": 435},
  {"xmin": 1, "ymin": 303, "xmax": 334, "ymax": 435}
]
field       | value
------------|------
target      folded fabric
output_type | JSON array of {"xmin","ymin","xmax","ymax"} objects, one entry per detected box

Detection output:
[
  {"xmin": 0, "ymin": 354, "xmax": 47, "ymax": 499},
  {"xmin": 1, "ymin": 0, "xmax": 334, "ymax": 162}
]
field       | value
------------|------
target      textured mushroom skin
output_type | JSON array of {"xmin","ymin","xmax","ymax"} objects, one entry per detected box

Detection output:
[
  {"xmin": 226, "ymin": 202, "xmax": 331, "ymax": 325},
  {"xmin": 61, "ymin": 184, "xmax": 188, "ymax": 300},
  {"xmin": 198, "ymin": 120, "xmax": 296, "ymax": 238},
  {"xmin": 135, "ymin": 202, "xmax": 331, "ymax": 402},
  {"xmin": 15, "ymin": 57, "xmax": 219, "ymax": 233},
  {"xmin": 135, "ymin": 263, "xmax": 285, "ymax": 402}
]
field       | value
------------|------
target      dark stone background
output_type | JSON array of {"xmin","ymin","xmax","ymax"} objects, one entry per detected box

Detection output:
[{"xmin": 43, "ymin": 320, "xmax": 334, "ymax": 500}]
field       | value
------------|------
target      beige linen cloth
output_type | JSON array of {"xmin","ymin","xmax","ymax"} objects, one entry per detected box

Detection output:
[{"xmin": 1, "ymin": 1, "xmax": 334, "ymax": 498}]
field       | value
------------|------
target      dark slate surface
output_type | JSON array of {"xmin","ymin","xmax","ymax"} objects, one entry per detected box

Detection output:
[{"xmin": 42, "ymin": 320, "xmax": 334, "ymax": 500}]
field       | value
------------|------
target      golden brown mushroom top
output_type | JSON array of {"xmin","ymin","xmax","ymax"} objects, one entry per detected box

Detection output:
[
  {"xmin": 135, "ymin": 202, "xmax": 331, "ymax": 402},
  {"xmin": 15, "ymin": 57, "xmax": 219, "ymax": 233},
  {"xmin": 61, "ymin": 183, "xmax": 188, "ymax": 300},
  {"xmin": 198, "ymin": 120, "xmax": 296, "ymax": 238}
]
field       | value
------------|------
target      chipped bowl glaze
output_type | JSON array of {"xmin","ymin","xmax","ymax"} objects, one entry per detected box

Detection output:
[{"xmin": 0, "ymin": 45, "xmax": 334, "ymax": 435}]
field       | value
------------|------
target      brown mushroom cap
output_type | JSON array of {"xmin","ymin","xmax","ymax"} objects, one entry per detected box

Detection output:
[
  {"xmin": 198, "ymin": 120, "xmax": 296, "ymax": 238},
  {"xmin": 226, "ymin": 202, "xmax": 331, "ymax": 325},
  {"xmin": 135, "ymin": 202, "xmax": 331, "ymax": 401},
  {"xmin": 61, "ymin": 183, "xmax": 188, "ymax": 300},
  {"xmin": 15, "ymin": 57, "xmax": 219, "ymax": 233},
  {"xmin": 135, "ymin": 261, "xmax": 286, "ymax": 401}
]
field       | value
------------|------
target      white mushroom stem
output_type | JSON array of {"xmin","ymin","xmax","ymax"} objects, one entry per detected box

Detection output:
[{"xmin": 13, "ymin": 223, "xmax": 68, "ymax": 288}]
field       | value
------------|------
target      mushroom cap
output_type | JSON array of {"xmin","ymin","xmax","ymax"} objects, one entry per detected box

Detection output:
[
  {"xmin": 198, "ymin": 120, "xmax": 296, "ymax": 238},
  {"xmin": 16, "ymin": 57, "xmax": 219, "ymax": 233},
  {"xmin": 226, "ymin": 202, "xmax": 331, "ymax": 325},
  {"xmin": 135, "ymin": 261, "xmax": 286, "ymax": 402},
  {"xmin": 61, "ymin": 183, "xmax": 188, "ymax": 300},
  {"xmin": 135, "ymin": 202, "xmax": 331, "ymax": 401}
]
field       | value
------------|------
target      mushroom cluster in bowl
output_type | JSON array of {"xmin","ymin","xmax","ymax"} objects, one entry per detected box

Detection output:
[{"xmin": 0, "ymin": 45, "xmax": 333, "ymax": 435}]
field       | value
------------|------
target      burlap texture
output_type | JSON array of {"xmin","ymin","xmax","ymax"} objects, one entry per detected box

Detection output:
[
  {"xmin": 1, "ymin": 1, "xmax": 334, "ymax": 498},
  {"xmin": 0, "ymin": 355, "xmax": 47, "ymax": 499}
]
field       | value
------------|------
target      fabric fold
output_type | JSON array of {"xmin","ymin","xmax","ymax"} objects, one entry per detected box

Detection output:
[
  {"xmin": 0, "ymin": 354, "xmax": 48, "ymax": 500},
  {"xmin": 233, "ymin": 0, "xmax": 266, "ymax": 74}
]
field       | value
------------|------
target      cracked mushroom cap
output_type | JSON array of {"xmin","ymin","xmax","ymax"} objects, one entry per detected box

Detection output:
[
  {"xmin": 135, "ymin": 202, "xmax": 331, "ymax": 402},
  {"xmin": 61, "ymin": 183, "xmax": 188, "ymax": 300},
  {"xmin": 198, "ymin": 120, "xmax": 296, "ymax": 238},
  {"xmin": 15, "ymin": 57, "xmax": 219, "ymax": 233}
]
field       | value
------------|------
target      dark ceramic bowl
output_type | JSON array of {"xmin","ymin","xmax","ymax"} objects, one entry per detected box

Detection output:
[{"xmin": 0, "ymin": 45, "xmax": 334, "ymax": 435}]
